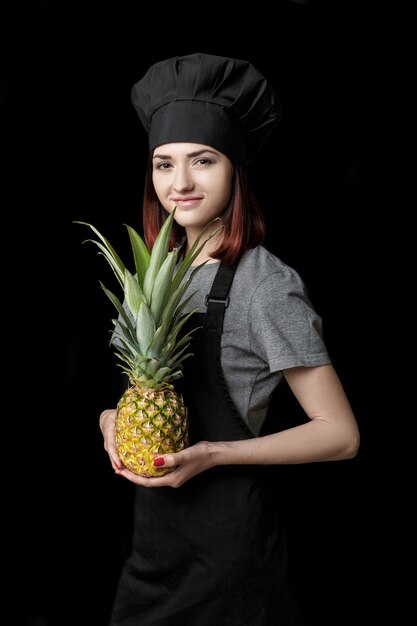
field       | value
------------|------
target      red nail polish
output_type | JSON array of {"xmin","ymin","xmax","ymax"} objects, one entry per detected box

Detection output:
[{"xmin": 153, "ymin": 457, "xmax": 165, "ymax": 467}]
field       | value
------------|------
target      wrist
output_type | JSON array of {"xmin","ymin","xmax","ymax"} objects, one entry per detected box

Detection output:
[{"xmin": 206, "ymin": 440, "xmax": 244, "ymax": 467}]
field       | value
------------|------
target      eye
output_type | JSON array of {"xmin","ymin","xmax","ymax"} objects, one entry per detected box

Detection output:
[
  {"xmin": 194, "ymin": 157, "xmax": 213, "ymax": 167},
  {"xmin": 155, "ymin": 162, "xmax": 172, "ymax": 170}
]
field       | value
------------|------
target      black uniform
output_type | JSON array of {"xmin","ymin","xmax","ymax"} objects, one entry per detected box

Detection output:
[{"xmin": 110, "ymin": 265, "xmax": 304, "ymax": 625}]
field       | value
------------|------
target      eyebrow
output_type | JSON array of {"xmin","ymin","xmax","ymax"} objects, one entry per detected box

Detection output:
[{"xmin": 152, "ymin": 149, "xmax": 218, "ymax": 160}]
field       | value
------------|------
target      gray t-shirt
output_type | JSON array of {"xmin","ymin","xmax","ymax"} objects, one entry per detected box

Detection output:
[{"xmin": 181, "ymin": 246, "xmax": 331, "ymax": 435}]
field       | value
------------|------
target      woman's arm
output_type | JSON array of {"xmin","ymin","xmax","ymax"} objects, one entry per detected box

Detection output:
[
  {"xmin": 212, "ymin": 363, "xmax": 360, "ymax": 465},
  {"xmin": 110, "ymin": 363, "xmax": 359, "ymax": 487}
]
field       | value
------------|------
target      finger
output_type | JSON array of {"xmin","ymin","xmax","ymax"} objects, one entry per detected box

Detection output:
[
  {"xmin": 110, "ymin": 455, "xmax": 123, "ymax": 471},
  {"xmin": 153, "ymin": 453, "xmax": 178, "ymax": 469},
  {"xmin": 115, "ymin": 467, "xmax": 175, "ymax": 487},
  {"xmin": 115, "ymin": 467, "xmax": 138, "ymax": 481},
  {"xmin": 105, "ymin": 440, "xmax": 123, "ymax": 470}
]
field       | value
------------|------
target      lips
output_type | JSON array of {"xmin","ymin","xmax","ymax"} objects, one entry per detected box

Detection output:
[{"xmin": 172, "ymin": 197, "xmax": 203, "ymax": 208}]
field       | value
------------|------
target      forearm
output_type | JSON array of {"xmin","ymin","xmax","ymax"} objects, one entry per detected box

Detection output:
[{"xmin": 209, "ymin": 418, "xmax": 359, "ymax": 467}]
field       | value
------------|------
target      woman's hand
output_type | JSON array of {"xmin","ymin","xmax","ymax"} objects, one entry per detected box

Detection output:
[
  {"xmin": 115, "ymin": 441, "xmax": 216, "ymax": 488},
  {"xmin": 100, "ymin": 410, "xmax": 216, "ymax": 485},
  {"xmin": 103, "ymin": 364, "xmax": 360, "ymax": 486},
  {"xmin": 99, "ymin": 409, "xmax": 124, "ymax": 471}
]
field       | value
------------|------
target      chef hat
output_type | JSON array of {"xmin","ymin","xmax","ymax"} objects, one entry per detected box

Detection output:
[{"xmin": 131, "ymin": 52, "xmax": 282, "ymax": 164}]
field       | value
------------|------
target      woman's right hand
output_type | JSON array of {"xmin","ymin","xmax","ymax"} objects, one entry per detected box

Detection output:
[{"xmin": 99, "ymin": 409, "xmax": 124, "ymax": 470}]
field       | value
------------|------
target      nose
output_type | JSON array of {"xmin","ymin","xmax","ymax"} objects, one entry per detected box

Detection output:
[{"xmin": 172, "ymin": 165, "xmax": 194, "ymax": 193}]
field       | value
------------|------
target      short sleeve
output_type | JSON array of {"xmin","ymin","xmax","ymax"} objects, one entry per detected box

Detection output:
[{"xmin": 248, "ymin": 267, "xmax": 331, "ymax": 372}]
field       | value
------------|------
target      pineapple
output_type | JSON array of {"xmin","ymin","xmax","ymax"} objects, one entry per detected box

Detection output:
[{"xmin": 76, "ymin": 209, "xmax": 221, "ymax": 477}]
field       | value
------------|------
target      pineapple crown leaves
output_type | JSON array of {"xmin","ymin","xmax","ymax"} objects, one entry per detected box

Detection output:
[
  {"xmin": 74, "ymin": 209, "xmax": 223, "ymax": 386},
  {"xmin": 75, "ymin": 208, "xmax": 222, "ymax": 317},
  {"xmin": 142, "ymin": 208, "xmax": 175, "ymax": 304},
  {"xmin": 110, "ymin": 306, "xmax": 203, "ymax": 388},
  {"xmin": 74, "ymin": 221, "xmax": 126, "ymax": 288},
  {"xmin": 125, "ymin": 224, "xmax": 150, "ymax": 288}
]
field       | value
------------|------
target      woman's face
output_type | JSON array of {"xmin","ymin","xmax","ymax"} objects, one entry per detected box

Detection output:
[{"xmin": 151, "ymin": 143, "xmax": 233, "ymax": 231}]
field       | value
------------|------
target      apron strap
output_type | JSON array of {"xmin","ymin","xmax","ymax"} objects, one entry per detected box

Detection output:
[{"xmin": 204, "ymin": 264, "xmax": 237, "ymax": 334}]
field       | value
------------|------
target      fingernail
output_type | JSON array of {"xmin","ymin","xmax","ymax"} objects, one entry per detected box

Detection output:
[{"xmin": 153, "ymin": 457, "xmax": 165, "ymax": 467}]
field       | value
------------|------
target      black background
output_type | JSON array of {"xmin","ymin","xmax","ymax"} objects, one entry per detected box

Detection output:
[{"xmin": 4, "ymin": 2, "xmax": 393, "ymax": 625}]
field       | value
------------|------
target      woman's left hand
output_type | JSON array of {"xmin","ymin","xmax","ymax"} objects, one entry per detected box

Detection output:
[{"xmin": 115, "ymin": 441, "xmax": 215, "ymax": 487}]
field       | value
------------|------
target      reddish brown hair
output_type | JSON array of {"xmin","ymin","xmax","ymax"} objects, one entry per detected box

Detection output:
[{"xmin": 142, "ymin": 156, "xmax": 265, "ymax": 266}]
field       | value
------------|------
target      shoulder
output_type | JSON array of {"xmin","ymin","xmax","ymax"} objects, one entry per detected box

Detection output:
[
  {"xmin": 236, "ymin": 246, "xmax": 306, "ymax": 295},
  {"xmin": 234, "ymin": 246, "xmax": 320, "ymax": 328}
]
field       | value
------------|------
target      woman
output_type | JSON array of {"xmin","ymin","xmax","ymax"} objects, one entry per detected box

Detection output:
[{"xmin": 100, "ymin": 53, "xmax": 360, "ymax": 625}]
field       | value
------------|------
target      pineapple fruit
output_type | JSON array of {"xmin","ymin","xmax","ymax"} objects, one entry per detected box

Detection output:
[{"xmin": 77, "ymin": 209, "xmax": 220, "ymax": 477}]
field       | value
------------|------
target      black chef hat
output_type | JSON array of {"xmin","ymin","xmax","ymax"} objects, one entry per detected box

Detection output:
[{"xmin": 131, "ymin": 52, "xmax": 282, "ymax": 164}]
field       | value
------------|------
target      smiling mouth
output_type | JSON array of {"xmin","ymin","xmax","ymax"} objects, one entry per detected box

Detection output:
[{"xmin": 173, "ymin": 197, "xmax": 203, "ymax": 206}]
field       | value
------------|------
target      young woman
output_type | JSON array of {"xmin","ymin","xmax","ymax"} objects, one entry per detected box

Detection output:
[{"xmin": 99, "ymin": 53, "xmax": 360, "ymax": 625}]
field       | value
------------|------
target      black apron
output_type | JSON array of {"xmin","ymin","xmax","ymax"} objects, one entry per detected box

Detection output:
[{"xmin": 110, "ymin": 264, "xmax": 304, "ymax": 625}]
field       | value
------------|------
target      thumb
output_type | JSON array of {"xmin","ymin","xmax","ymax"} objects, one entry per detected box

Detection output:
[{"xmin": 153, "ymin": 452, "xmax": 180, "ymax": 469}]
